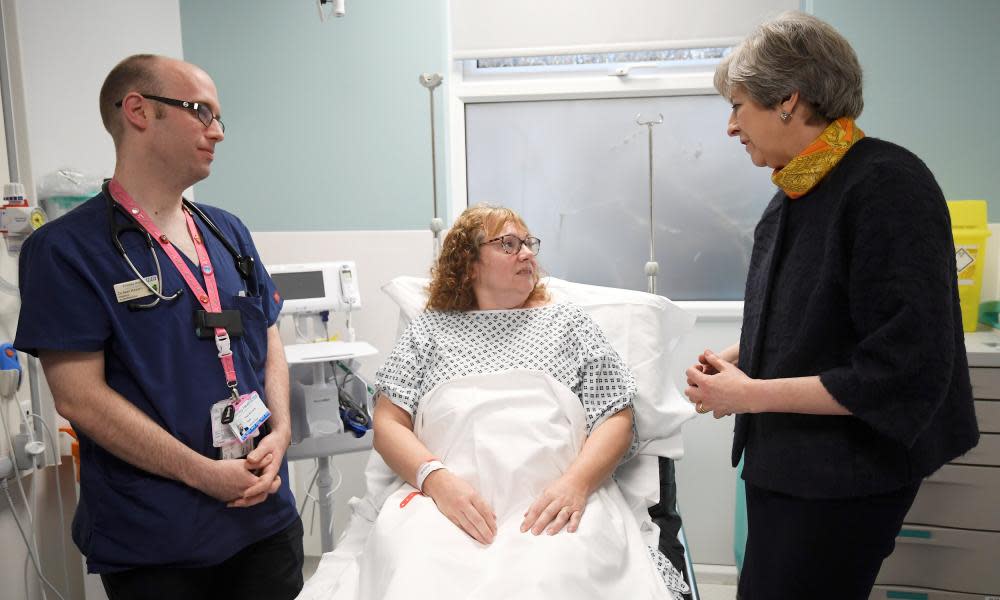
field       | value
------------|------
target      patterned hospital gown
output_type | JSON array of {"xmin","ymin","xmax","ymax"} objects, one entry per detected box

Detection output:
[
  {"xmin": 376, "ymin": 302, "xmax": 635, "ymax": 434},
  {"xmin": 375, "ymin": 302, "xmax": 690, "ymax": 598}
]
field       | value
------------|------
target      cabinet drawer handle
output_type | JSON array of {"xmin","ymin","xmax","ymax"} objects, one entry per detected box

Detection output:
[{"xmin": 897, "ymin": 528, "xmax": 932, "ymax": 540}]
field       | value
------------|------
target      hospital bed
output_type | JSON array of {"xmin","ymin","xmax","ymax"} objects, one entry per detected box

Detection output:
[{"xmin": 297, "ymin": 276, "xmax": 700, "ymax": 599}]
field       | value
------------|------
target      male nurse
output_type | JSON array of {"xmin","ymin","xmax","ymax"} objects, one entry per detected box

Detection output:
[{"xmin": 15, "ymin": 54, "xmax": 303, "ymax": 599}]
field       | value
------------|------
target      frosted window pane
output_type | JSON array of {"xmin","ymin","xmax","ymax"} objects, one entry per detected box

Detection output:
[
  {"xmin": 475, "ymin": 47, "xmax": 729, "ymax": 69},
  {"xmin": 464, "ymin": 95, "xmax": 778, "ymax": 300}
]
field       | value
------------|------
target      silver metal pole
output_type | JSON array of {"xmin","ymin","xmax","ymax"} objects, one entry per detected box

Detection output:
[
  {"xmin": 0, "ymin": 0, "xmax": 19, "ymax": 182},
  {"xmin": 647, "ymin": 119, "xmax": 654, "ymax": 268},
  {"xmin": 636, "ymin": 114, "xmax": 663, "ymax": 294},
  {"xmin": 316, "ymin": 455, "xmax": 335, "ymax": 552},
  {"xmin": 419, "ymin": 73, "xmax": 443, "ymax": 259},
  {"xmin": 27, "ymin": 357, "xmax": 43, "ymax": 466}
]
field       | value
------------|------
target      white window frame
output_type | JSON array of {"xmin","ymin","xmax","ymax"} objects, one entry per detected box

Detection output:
[{"xmin": 444, "ymin": 50, "xmax": 744, "ymax": 318}]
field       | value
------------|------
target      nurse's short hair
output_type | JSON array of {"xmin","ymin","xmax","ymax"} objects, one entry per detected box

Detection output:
[
  {"xmin": 427, "ymin": 204, "xmax": 548, "ymax": 312},
  {"xmin": 714, "ymin": 11, "xmax": 863, "ymax": 123},
  {"xmin": 100, "ymin": 54, "xmax": 166, "ymax": 143}
]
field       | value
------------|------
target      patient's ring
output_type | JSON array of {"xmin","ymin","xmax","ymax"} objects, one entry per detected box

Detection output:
[{"xmin": 696, "ymin": 402, "xmax": 709, "ymax": 414}]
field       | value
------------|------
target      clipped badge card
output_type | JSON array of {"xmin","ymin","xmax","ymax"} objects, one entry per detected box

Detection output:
[
  {"xmin": 228, "ymin": 391, "xmax": 271, "ymax": 443},
  {"xmin": 211, "ymin": 399, "xmax": 259, "ymax": 448}
]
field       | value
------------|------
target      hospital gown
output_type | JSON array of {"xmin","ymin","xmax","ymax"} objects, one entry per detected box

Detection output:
[{"xmin": 376, "ymin": 302, "xmax": 687, "ymax": 596}]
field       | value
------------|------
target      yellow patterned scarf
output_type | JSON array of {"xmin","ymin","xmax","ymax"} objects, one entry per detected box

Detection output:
[{"xmin": 772, "ymin": 117, "xmax": 865, "ymax": 199}]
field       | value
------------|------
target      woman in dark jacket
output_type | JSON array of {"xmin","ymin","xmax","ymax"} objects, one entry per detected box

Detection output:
[{"xmin": 684, "ymin": 11, "xmax": 979, "ymax": 599}]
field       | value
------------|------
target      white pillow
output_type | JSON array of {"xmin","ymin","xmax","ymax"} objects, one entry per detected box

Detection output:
[{"xmin": 380, "ymin": 275, "xmax": 697, "ymax": 459}]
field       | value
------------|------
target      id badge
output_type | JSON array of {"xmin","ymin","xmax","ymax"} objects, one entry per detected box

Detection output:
[
  {"xmin": 211, "ymin": 399, "xmax": 259, "ymax": 448},
  {"xmin": 228, "ymin": 391, "xmax": 271, "ymax": 443}
]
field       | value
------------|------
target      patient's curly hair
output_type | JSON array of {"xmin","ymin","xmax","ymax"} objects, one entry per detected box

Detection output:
[{"xmin": 426, "ymin": 204, "xmax": 548, "ymax": 312}]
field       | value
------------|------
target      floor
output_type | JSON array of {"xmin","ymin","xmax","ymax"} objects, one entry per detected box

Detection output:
[
  {"xmin": 303, "ymin": 555, "xmax": 320, "ymax": 579},
  {"xmin": 697, "ymin": 583, "xmax": 738, "ymax": 600}
]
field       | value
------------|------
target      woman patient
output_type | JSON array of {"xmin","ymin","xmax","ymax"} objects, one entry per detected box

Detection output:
[{"xmin": 362, "ymin": 205, "xmax": 686, "ymax": 599}]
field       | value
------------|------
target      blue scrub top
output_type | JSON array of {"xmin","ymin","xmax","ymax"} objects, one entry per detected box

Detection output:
[{"xmin": 15, "ymin": 192, "xmax": 298, "ymax": 573}]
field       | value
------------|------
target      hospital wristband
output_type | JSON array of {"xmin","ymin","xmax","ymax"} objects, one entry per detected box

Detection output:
[{"xmin": 416, "ymin": 460, "xmax": 446, "ymax": 492}]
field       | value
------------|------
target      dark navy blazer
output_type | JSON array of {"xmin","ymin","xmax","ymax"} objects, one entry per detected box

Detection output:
[{"xmin": 734, "ymin": 137, "xmax": 979, "ymax": 498}]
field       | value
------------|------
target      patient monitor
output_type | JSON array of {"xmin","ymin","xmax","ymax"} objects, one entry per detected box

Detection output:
[
  {"xmin": 267, "ymin": 261, "xmax": 362, "ymax": 314},
  {"xmin": 266, "ymin": 260, "xmax": 375, "ymax": 444}
]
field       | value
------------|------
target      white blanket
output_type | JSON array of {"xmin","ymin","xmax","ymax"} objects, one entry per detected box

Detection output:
[{"xmin": 298, "ymin": 370, "xmax": 684, "ymax": 600}]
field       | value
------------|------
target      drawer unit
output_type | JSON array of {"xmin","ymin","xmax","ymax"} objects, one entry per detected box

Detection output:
[
  {"xmin": 970, "ymin": 367, "xmax": 1000, "ymax": 399},
  {"xmin": 976, "ymin": 399, "xmax": 1000, "ymax": 432},
  {"xmin": 868, "ymin": 585, "xmax": 1000, "ymax": 600},
  {"xmin": 951, "ymin": 432, "xmax": 1000, "ymax": 466},
  {"xmin": 877, "ymin": 346, "xmax": 999, "ymax": 596},
  {"xmin": 905, "ymin": 464, "xmax": 1000, "ymax": 531},
  {"xmin": 870, "ymin": 585, "xmax": 996, "ymax": 600},
  {"xmin": 875, "ymin": 525, "xmax": 1000, "ymax": 595}
]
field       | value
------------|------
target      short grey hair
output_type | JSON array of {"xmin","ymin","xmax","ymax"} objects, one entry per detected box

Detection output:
[{"xmin": 714, "ymin": 11, "xmax": 863, "ymax": 123}]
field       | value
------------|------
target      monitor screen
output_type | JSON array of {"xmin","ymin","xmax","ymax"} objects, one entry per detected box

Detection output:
[{"xmin": 271, "ymin": 270, "xmax": 325, "ymax": 301}]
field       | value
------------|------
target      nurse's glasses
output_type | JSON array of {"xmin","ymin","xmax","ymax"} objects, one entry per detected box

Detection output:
[
  {"xmin": 115, "ymin": 94, "xmax": 225, "ymax": 133},
  {"xmin": 480, "ymin": 234, "xmax": 541, "ymax": 256}
]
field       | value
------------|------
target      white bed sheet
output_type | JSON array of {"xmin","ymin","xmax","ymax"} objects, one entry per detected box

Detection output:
[{"xmin": 298, "ymin": 371, "xmax": 685, "ymax": 599}]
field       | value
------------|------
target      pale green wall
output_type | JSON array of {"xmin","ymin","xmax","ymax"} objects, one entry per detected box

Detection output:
[
  {"xmin": 814, "ymin": 0, "xmax": 1000, "ymax": 219},
  {"xmin": 182, "ymin": 0, "xmax": 1000, "ymax": 230},
  {"xmin": 180, "ymin": 0, "xmax": 447, "ymax": 230}
]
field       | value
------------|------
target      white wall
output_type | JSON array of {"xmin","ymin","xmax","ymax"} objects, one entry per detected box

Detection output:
[{"xmin": 15, "ymin": 0, "xmax": 183, "ymax": 193}]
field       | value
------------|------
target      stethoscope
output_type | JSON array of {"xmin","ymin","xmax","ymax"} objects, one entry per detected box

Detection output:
[{"xmin": 103, "ymin": 181, "xmax": 259, "ymax": 310}]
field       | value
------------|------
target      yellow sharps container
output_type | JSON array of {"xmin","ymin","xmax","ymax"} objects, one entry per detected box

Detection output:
[{"xmin": 947, "ymin": 200, "xmax": 991, "ymax": 332}]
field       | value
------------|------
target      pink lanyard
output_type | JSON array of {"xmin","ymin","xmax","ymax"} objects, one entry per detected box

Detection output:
[{"xmin": 108, "ymin": 180, "xmax": 240, "ymax": 399}]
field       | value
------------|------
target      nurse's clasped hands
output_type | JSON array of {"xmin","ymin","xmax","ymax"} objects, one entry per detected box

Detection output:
[
  {"xmin": 229, "ymin": 427, "xmax": 290, "ymax": 507},
  {"xmin": 183, "ymin": 426, "xmax": 288, "ymax": 508},
  {"xmin": 185, "ymin": 454, "xmax": 274, "ymax": 506}
]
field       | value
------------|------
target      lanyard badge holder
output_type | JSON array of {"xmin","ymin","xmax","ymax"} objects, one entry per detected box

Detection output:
[
  {"xmin": 108, "ymin": 180, "xmax": 270, "ymax": 459},
  {"xmin": 217, "ymin": 330, "xmax": 270, "ymax": 446},
  {"xmin": 217, "ymin": 331, "xmax": 242, "ymax": 425}
]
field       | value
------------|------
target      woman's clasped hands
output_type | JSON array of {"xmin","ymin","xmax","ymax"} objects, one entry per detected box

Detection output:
[{"xmin": 685, "ymin": 349, "xmax": 754, "ymax": 419}]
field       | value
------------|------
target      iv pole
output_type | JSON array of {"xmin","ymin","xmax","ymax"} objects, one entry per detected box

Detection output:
[
  {"xmin": 636, "ymin": 113, "xmax": 663, "ymax": 294},
  {"xmin": 419, "ymin": 73, "xmax": 443, "ymax": 260},
  {"xmin": 635, "ymin": 117, "xmax": 702, "ymax": 600}
]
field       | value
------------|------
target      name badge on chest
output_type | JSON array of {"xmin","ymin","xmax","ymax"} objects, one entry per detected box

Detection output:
[{"xmin": 113, "ymin": 275, "xmax": 159, "ymax": 303}]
